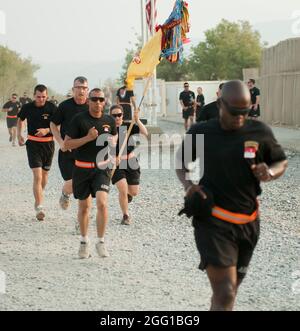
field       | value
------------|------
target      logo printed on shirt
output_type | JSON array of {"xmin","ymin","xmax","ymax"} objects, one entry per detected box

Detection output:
[
  {"xmin": 244, "ymin": 141, "xmax": 259, "ymax": 159},
  {"xmin": 102, "ymin": 125, "xmax": 111, "ymax": 133},
  {"xmin": 42, "ymin": 114, "xmax": 50, "ymax": 120}
]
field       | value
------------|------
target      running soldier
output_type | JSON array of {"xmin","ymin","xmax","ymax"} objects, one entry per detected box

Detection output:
[
  {"xmin": 64, "ymin": 89, "xmax": 117, "ymax": 259},
  {"xmin": 17, "ymin": 85, "xmax": 57, "ymax": 221},
  {"xmin": 176, "ymin": 80, "xmax": 288, "ymax": 311},
  {"xmin": 2, "ymin": 93, "xmax": 22, "ymax": 146},
  {"xmin": 110, "ymin": 105, "xmax": 148, "ymax": 225},
  {"xmin": 50, "ymin": 77, "xmax": 89, "ymax": 213}
]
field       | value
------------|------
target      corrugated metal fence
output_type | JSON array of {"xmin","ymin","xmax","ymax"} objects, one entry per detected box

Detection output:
[{"xmin": 259, "ymin": 38, "xmax": 300, "ymax": 127}]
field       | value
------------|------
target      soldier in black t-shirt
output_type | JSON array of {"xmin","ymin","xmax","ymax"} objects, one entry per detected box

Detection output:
[
  {"xmin": 64, "ymin": 88, "xmax": 117, "ymax": 259},
  {"xmin": 2, "ymin": 93, "xmax": 22, "ymax": 146},
  {"xmin": 179, "ymin": 82, "xmax": 196, "ymax": 130},
  {"xmin": 17, "ymin": 85, "xmax": 57, "ymax": 222},
  {"xmin": 195, "ymin": 87, "xmax": 205, "ymax": 121},
  {"xmin": 110, "ymin": 104, "xmax": 148, "ymax": 226},
  {"xmin": 247, "ymin": 79, "xmax": 261, "ymax": 119},
  {"xmin": 50, "ymin": 77, "xmax": 89, "ymax": 215},
  {"xmin": 197, "ymin": 83, "xmax": 224, "ymax": 123},
  {"xmin": 176, "ymin": 80, "xmax": 288, "ymax": 311},
  {"xmin": 19, "ymin": 92, "xmax": 32, "ymax": 106},
  {"xmin": 116, "ymin": 85, "xmax": 137, "ymax": 122}
]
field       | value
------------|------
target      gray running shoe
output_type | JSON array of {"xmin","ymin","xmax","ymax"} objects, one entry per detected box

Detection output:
[
  {"xmin": 121, "ymin": 214, "xmax": 132, "ymax": 226},
  {"xmin": 127, "ymin": 194, "xmax": 133, "ymax": 203},
  {"xmin": 78, "ymin": 241, "xmax": 91, "ymax": 259},
  {"xmin": 95, "ymin": 242, "xmax": 109, "ymax": 258},
  {"xmin": 59, "ymin": 192, "xmax": 71, "ymax": 210}
]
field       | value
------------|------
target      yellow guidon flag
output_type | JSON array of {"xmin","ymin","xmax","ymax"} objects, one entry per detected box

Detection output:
[{"xmin": 126, "ymin": 29, "xmax": 163, "ymax": 91}]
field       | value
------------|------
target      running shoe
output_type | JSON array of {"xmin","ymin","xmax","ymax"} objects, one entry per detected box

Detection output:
[
  {"xmin": 121, "ymin": 214, "xmax": 132, "ymax": 226},
  {"xmin": 78, "ymin": 241, "xmax": 91, "ymax": 259},
  {"xmin": 95, "ymin": 242, "xmax": 109, "ymax": 258},
  {"xmin": 59, "ymin": 192, "xmax": 71, "ymax": 210},
  {"xmin": 35, "ymin": 205, "xmax": 45, "ymax": 221},
  {"xmin": 127, "ymin": 194, "xmax": 133, "ymax": 203}
]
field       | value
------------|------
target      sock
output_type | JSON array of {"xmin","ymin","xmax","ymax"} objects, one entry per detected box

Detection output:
[
  {"xmin": 81, "ymin": 236, "xmax": 89, "ymax": 243},
  {"xmin": 98, "ymin": 237, "xmax": 105, "ymax": 244}
]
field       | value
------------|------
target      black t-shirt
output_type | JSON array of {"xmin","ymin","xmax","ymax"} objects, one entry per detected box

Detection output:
[
  {"xmin": 49, "ymin": 99, "xmax": 59, "ymax": 107},
  {"xmin": 51, "ymin": 98, "xmax": 89, "ymax": 139},
  {"xmin": 196, "ymin": 94, "xmax": 205, "ymax": 110},
  {"xmin": 250, "ymin": 87, "xmax": 260, "ymax": 105},
  {"xmin": 179, "ymin": 91, "xmax": 195, "ymax": 107},
  {"xmin": 197, "ymin": 101, "xmax": 220, "ymax": 122},
  {"xmin": 116, "ymin": 88, "xmax": 134, "ymax": 104},
  {"xmin": 185, "ymin": 119, "xmax": 286, "ymax": 214},
  {"xmin": 3, "ymin": 101, "xmax": 22, "ymax": 117},
  {"xmin": 67, "ymin": 112, "xmax": 117, "ymax": 163},
  {"xmin": 19, "ymin": 97, "xmax": 32, "ymax": 106},
  {"xmin": 116, "ymin": 123, "xmax": 140, "ymax": 156},
  {"xmin": 18, "ymin": 101, "xmax": 57, "ymax": 137}
]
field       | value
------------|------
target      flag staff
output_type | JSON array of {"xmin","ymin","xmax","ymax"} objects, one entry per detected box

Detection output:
[{"xmin": 150, "ymin": 0, "xmax": 158, "ymax": 126}]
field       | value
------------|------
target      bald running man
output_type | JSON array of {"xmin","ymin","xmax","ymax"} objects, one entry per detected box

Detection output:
[{"xmin": 176, "ymin": 80, "xmax": 288, "ymax": 311}]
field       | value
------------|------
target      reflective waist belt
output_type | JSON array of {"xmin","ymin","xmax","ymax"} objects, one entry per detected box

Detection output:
[
  {"xmin": 212, "ymin": 206, "xmax": 258, "ymax": 225},
  {"xmin": 119, "ymin": 102, "xmax": 131, "ymax": 106},
  {"xmin": 27, "ymin": 135, "xmax": 54, "ymax": 143},
  {"xmin": 7, "ymin": 115, "xmax": 17, "ymax": 119},
  {"xmin": 75, "ymin": 159, "xmax": 110, "ymax": 169}
]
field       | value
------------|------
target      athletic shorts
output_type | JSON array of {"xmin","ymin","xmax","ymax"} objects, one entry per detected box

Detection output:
[
  {"xmin": 182, "ymin": 107, "xmax": 194, "ymax": 119},
  {"xmin": 58, "ymin": 150, "xmax": 75, "ymax": 181},
  {"xmin": 193, "ymin": 216, "xmax": 260, "ymax": 279},
  {"xmin": 26, "ymin": 140, "xmax": 55, "ymax": 171},
  {"xmin": 248, "ymin": 106, "xmax": 261, "ymax": 118},
  {"xmin": 72, "ymin": 167, "xmax": 111, "ymax": 200},
  {"xmin": 6, "ymin": 118, "xmax": 18, "ymax": 129},
  {"xmin": 121, "ymin": 104, "xmax": 132, "ymax": 121},
  {"xmin": 112, "ymin": 165, "xmax": 141, "ymax": 186}
]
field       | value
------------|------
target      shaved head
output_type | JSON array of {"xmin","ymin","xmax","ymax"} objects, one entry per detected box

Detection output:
[{"xmin": 221, "ymin": 80, "xmax": 251, "ymax": 109}]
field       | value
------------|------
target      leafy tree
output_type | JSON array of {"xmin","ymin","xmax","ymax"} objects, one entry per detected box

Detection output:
[{"xmin": 189, "ymin": 20, "xmax": 264, "ymax": 80}]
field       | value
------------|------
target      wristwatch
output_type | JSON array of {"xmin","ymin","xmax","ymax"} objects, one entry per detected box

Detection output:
[{"xmin": 268, "ymin": 168, "xmax": 275, "ymax": 179}]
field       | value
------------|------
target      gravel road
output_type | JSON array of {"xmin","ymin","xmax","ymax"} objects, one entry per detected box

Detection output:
[{"xmin": 0, "ymin": 119, "xmax": 299, "ymax": 311}]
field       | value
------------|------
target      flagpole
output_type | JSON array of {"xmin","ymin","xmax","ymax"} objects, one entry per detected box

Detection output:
[{"xmin": 151, "ymin": 0, "xmax": 158, "ymax": 126}]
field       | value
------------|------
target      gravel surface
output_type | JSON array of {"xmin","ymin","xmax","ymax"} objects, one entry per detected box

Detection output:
[{"xmin": 0, "ymin": 119, "xmax": 299, "ymax": 311}]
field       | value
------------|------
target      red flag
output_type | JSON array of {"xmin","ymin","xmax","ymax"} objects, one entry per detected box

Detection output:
[{"xmin": 146, "ymin": 0, "xmax": 157, "ymax": 32}]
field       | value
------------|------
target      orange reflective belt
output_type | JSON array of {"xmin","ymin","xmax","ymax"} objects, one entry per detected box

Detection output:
[
  {"xmin": 212, "ymin": 206, "xmax": 258, "ymax": 225},
  {"xmin": 27, "ymin": 135, "xmax": 54, "ymax": 143},
  {"xmin": 7, "ymin": 115, "xmax": 17, "ymax": 119},
  {"xmin": 75, "ymin": 160, "xmax": 110, "ymax": 169},
  {"xmin": 75, "ymin": 160, "xmax": 96, "ymax": 169}
]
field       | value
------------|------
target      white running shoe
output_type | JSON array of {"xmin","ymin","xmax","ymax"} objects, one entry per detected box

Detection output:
[
  {"xmin": 95, "ymin": 242, "xmax": 109, "ymax": 258},
  {"xmin": 78, "ymin": 241, "xmax": 91, "ymax": 259},
  {"xmin": 35, "ymin": 205, "xmax": 45, "ymax": 221}
]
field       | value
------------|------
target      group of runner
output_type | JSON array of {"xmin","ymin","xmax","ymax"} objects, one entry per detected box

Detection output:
[
  {"xmin": 9, "ymin": 77, "xmax": 148, "ymax": 259},
  {"xmin": 1, "ymin": 76, "xmax": 288, "ymax": 311}
]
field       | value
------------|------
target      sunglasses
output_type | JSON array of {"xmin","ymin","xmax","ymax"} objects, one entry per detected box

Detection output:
[
  {"xmin": 112, "ymin": 113, "xmax": 123, "ymax": 118},
  {"xmin": 221, "ymin": 98, "xmax": 250, "ymax": 116},
  {"xmin": 184, "ymin": 85, "xmax": 189, "ymax": 88},
  {"xmin": 90, "ymin": 97, "xmax": 105, "ymax": 103}
]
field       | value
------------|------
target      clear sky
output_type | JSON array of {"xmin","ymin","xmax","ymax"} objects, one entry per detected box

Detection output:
[{"xmin": 0, "ymin": 0, "xmax": 299, "ymax": 63}]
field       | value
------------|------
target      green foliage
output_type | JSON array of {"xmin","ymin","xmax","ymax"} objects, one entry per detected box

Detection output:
[
  {"xmin": 0, "ymin": 46, "xmax": 39, "ymax": 105},
  {"xmin": 120, "ymin": 20, "xmax": 264, "ymax": 82},
  {"xmin": 157, "ymin": 58, "xmax": 191, "ymax": 81},
  {"xmin": 189, "ymin": 20, "xmax": 263, "ymax": 80}
]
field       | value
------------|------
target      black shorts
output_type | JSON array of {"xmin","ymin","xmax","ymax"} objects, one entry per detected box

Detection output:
[
  {"xmin": 73, "ymin": 167, "xmax": 111, "ymax": 200},
  {"xmin": 193, "ymin": 216, "xmax": 260, "ymax": 279},
  {"xmin": 248, "ymin": 106, "xmax": 261, "ymax": 118},
  {"xmin": 182, "ymin": 107, "xmax": 194, "ymax": 120},
  {"xmin": 6, "ymin": 118, "xmax": 17, "ymax": 129},
  {"xmin": 112, "ymin": 165, "xmax": 141, "ymax": 186},
  {"xmin": 26, "ymin": 140, "xmax": 55, "ymax": 171},
  {"xmin": 58, "ymin": 150, "xmax": 75, "ymax": 181},
  {"xmin": 121, "ymin": 104, "xmax": 132, "ymax": 121}
]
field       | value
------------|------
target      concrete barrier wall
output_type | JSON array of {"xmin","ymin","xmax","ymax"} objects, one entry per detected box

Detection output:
[{"xmin": 259, "ymin": 38, "xmax": 300, "ymax": 127}]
